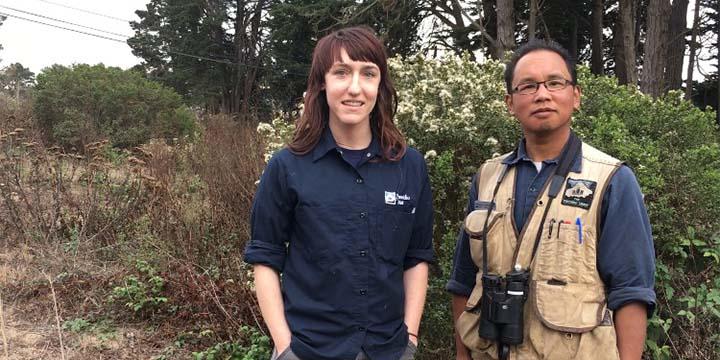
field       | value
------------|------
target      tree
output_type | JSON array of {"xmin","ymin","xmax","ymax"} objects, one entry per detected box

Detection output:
[
  {"xmin": 128, "ymin": 0, "xmax": 269, "ymax": 115},
  {"xmin": 425, "ymin": 0, "xmax": 515, "ymax": 60},
  {"xmin": 265, "ymin": 0, "xmax": 424, "ymax": 110},
  {"xmin": 685, "ymin": 0, "xmax": 702, "ymax": 99},
  {"xmin": 495, "ymin": 0, "xmax": 514, "ymax": 59},
  {"xmin": 34, "ymin": 64, "xmax": 195, "ymax": 149},
  {"xmin": 0, "ymin": 63, "xmax": 35, "ymax": 101},
  {"xmin": 665, "ymin": 0, "xmax": 689, "ymax": 91},
  {"xmin": 640, "ymin": 0, "xmax": 670, "ymax": 97},
  {"xmin": 590, "ymin": 0, "xmax": 603, "ymax": 74},
  {"xmin": 617, "ymin": 0, "xmax": 638, "ymax": 85}
]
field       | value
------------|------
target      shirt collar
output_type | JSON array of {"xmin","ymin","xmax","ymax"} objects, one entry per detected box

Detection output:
[
  {"xmin": 502, "ymin": 136, "xmax": 583, "ymax": 173},
  {"xmin": 312, "ymin": 125, "xmax": 382, "ymax": 162}
]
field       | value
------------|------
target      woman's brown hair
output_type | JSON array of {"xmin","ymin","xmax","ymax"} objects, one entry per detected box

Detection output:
[{"xmin": 287, "ymin": 26, "xmax": 406, "ymax": 161}]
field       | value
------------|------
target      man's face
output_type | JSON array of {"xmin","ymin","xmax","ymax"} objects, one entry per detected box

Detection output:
[{"xmin": 505, "ymin": 50, "xmax": 581, "ymax": 137}]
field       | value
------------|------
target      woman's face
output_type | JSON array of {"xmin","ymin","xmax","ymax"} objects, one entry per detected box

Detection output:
[{"xmin": 323, "ymin": 48, "xmax": 381, "ymax": 129}]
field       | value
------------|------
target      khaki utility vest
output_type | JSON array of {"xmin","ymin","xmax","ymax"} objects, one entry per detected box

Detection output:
[{"xmin": 456, "ymin": 143, "xmax": 622, "ymax": 360}]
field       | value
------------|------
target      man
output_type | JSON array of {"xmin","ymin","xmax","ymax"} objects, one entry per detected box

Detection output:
[{"xmin": 447, "ymin": 39, "xmax": 656, "ymax": 360}]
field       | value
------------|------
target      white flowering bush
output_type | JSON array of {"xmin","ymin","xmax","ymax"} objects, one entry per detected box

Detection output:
[
  {"xmin": 389, "ymin": 54, "xmax": 519, "ymax": 242},
  {"xmin": 257, "ymin": 112, "xmax": 296, "ymax": 163},
  {"xmin": 390, "ymin": 53, "xmax": 517, "ymax": 161}
]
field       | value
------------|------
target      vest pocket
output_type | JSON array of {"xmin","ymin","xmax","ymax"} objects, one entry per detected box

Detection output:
[
  {"xmin": 465, "ymin": 209, "xmax": 506, "ymax": 272},
  {"xmin": 456, "ymin": 285, "xmax": 494, "ymax": 354},
  {"xmin": 532, "ymin": 280, "xmax": 605, "ymax": 333},
  {"xmin": 534, "ymin": 223, "xmax": 595, "ymax": 283},
  {"xmin": 464, "ymin": 209, "xmax": 504, "ymax": 239}
]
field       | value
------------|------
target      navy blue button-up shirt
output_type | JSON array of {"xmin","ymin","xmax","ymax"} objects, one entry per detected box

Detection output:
[
  {"xmin": 245, "ymin": 128, "xmax": 435, "ymax": 360},
  {"xmin": 447, "ymin": 138, "xmax": 656, "ymax": 316}
]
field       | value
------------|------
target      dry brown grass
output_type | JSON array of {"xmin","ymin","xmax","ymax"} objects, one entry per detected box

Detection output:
[{"xmin": 0, "ymin": 108, "xmax": 267, "ymax": 358}]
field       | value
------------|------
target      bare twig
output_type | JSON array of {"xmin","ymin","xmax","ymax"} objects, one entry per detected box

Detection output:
[
  {"xmin": 0, "ymin": 290, "xmax": 9, "ymax": 359},
  {"xmin": 43, "ymin": 272, "xmax": 66, "ymax": 360}
]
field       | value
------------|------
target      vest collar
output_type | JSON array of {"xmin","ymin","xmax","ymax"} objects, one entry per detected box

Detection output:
[{"xmin": 502, "ymin": 137, "xmax": 583, "ymax": 173}]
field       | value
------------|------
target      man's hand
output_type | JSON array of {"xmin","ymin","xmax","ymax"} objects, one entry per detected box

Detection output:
[
  {"xmin": 614, "ymin": 302, "xmax": 648, "ymax": 360},
  {"xmin": 452, "ymin": 294, "xmax": 472, "ymax": 360}
]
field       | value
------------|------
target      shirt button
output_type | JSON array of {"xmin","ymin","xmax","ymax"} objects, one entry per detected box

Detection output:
[
  {"xmin": 530, "ymin": 187, "xmax": 536, "ymax": 192},
  {"xmin": 356, "ymin": 178, "xmax": 363, "ymax": 184},
  {"xmin": 366, "ymin": 152, "xmax": 371, "ymax": 158},
  {"xmin": 360, "ymin": 250, "xmax": 367, "ymax": 257},
  {"xmin": 358, "ymin": 326, "xmax": 366, "ymax": 331},
  {"xmin": 360, "ymin": 289, "xmax": 367, "ymax": 295},
  {"xmin": 360, "ymin": 212, "xmax": 367, "ymax": 219}
]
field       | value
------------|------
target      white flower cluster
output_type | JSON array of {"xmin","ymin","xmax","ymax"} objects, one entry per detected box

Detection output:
[
  {"xmin": 258, "ymin": 113, "xmax": 296, "ymax": 164},
  {"xmin": 390, "ymin": 53, "xmax": 515, "ymax": 159}
]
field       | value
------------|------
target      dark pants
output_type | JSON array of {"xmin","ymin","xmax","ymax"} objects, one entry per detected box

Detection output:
[{"xmin": 271, "ymin": 342, "xmax": 417, "ymax": 360}]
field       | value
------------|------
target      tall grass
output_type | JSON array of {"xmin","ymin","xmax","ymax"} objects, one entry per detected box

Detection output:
[{"xmin": 0, "ymin": 105, "xmax": 267, "ymax": 356}]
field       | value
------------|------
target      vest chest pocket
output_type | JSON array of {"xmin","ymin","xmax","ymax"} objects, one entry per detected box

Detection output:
[
  {"xmin": 464, "ymin": 209, "xmax": 506, "ymax": 272},
  {"xmin": 534, "ymin": 222, "xmax": 596, "ymax": 283}
]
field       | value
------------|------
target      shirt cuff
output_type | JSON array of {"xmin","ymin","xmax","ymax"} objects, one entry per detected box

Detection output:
[
  {"xmin": 445, "ymin": 279, "xmax": 474, "ymax": 297},
  {"xmin": 607, "ymin": 286, "xmax": 657, "ymax": 318},
  {"xmin": 403, "ymin": 248, "xmax": 435, "ymax": 270},
  {"xmin": 243, "ymin": 240, "xmax": 287, "ymax": 273}
]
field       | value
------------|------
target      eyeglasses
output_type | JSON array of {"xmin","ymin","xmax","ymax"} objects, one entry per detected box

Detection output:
[{"xmin": 511, "ymin": 79, "xmax": 574, "ymax": 95}]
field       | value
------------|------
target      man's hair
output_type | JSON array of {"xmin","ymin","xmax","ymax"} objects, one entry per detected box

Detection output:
[{"xmin": 503, "ymin": 39, "xmax": 577, "ymax": 94}]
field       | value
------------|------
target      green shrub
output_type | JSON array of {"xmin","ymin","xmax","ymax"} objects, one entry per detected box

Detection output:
[
  {"xmin": 33, "ymin": 64, "xmax": 196, "ymax": 149},
  {"xmin": 191, "ymin": 326, "xmax": 271, "ymax": 360},
  {"xmin": 110, "ymin": 259, "xmax": 168, "ymax": 314}
]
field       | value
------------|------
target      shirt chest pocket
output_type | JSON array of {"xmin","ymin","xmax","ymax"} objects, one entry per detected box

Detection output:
[{"xmin": 378, "ymin": 202, "xmax": 415, "ymax": 264}]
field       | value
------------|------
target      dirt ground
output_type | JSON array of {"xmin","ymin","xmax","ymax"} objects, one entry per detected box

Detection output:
[
  {"xmin": 0, "ymin": 296, "xmax": 170, "ymax": 359},
  {"xmin": 0, "ymin": 247, "xmax": 193, "ymax": 360}
]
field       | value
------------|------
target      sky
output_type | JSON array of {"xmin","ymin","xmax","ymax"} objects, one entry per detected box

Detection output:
[{"xmin": 0, "ymin": 0, "xmax": 148, "ymax": 74}]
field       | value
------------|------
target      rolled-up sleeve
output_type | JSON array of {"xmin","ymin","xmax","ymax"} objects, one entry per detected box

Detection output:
[
  {"xmin": 597, "ymin": 165, "xmax": 657, "ymax": 317},
  {"xmin": 446, "ymin": 175, "xmax": 479, "ymax": 297},
  {"xmin": 404, "ymin": 159, "xmax": 435, "ymax": 270},
  {"xmin": 243, "ymin": 152, "xmax": 294, "ymax": 273}
]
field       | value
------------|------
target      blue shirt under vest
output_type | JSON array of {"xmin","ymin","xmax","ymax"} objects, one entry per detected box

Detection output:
[
  {"xmin": 447, "ymin": 137, "xmax": 657, "ymax": 316},
  {"xmin": 244, "ymin": 127, "xmax": 435, "ymax": 360}
]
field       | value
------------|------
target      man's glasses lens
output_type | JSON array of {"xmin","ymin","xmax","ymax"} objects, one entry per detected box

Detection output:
[{"xmin": 514, "ymin": 79, "xmax": 571, "ymax": 94}]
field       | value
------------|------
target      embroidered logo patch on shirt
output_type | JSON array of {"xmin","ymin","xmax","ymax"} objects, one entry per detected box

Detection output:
[
  {"xmin": 385, "ymin": 191, "xmax": 397, "ymax": 205},
  {"xmin": 385, "ymin": 191, "xmax": 412, "ymax": 206},
  {"xmin": 561, "ymin": 178, "xmax": 597, "ymax": 210}
]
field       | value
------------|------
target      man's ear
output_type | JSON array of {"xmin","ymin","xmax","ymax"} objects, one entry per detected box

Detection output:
[
  {"xmin": 505, "ymin": 93, "xmax": 514, "ymax": 115},
  {"xmin": 573, "ymin": 85, "xmax": 582, "ymax": 111}
]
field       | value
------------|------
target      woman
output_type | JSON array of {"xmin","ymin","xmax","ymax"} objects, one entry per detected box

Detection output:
[{"xmin": 244, "ymin": 26, "xmax": 434, "ymax": 360}]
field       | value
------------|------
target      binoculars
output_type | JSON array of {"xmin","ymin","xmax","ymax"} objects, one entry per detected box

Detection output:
[{"xmin": 477, "ymin": 268, "xmax": 530, "ymax": 346}]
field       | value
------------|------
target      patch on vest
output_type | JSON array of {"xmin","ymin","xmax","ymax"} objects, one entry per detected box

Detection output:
[{"xmin": 561, "ymin": 178, "xmax": 597, "ymax": 210}]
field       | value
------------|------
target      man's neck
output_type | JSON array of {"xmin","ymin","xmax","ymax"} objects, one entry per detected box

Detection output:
[
  {"xmin": 329, "ymin": 121, "xmax": 372, "ymax": 150},
  {"xmin": 524, "ymin": 128, "xmax": 571, "ymax": 162}
]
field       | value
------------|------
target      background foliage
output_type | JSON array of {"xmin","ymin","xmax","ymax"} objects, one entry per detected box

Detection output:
[{"xmin": 33, "ymin": 64, "xmax": 196, "ymax": 150}]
